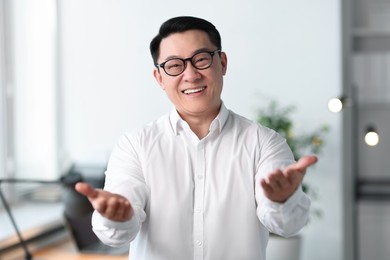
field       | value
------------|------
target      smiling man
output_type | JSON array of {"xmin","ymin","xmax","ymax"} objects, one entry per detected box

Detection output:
[
  {"xmin": 76, "ymin": 16, "xmax": 318, "ymax": 260},
  {"xmin": 153, "ymin": 27, "xmax": 226, "ymax": 140}
]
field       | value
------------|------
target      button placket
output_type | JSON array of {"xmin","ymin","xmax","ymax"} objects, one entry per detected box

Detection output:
[{"xmin": 193, "ymin": 142, "xmax": 205, "ymax": 260}]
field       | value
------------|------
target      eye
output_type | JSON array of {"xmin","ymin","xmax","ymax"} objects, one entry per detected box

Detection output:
[
  {"xmin": 193, "ymin": 53, "xmax": 211, "ymax": 67},
  {"xmin": 165, "ymin": 59, "xmax": 184, "ymax": 70}
]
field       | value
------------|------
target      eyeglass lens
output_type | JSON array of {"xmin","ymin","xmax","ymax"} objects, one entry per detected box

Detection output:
[{"xmin": 163, "ymin": 52, "xmax": 214, "ymax": 76}]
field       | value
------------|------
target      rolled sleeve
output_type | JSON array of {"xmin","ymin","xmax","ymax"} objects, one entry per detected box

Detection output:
[
  {"xmin": 92, "ymin": 206, "xmax": 145, "ymax": 247},
  {"xmin": 257, "ymin": 187, "xmax": 311, "ymax": 237}
]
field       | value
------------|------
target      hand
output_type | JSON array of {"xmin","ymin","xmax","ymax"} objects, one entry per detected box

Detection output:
[
  {"xmin": 260, "ymin": 155, "xmax": 318, "ymax": 203},
  {"xmin": 75, "ymin": 182, "xmax": 134, "ymax": 222}
]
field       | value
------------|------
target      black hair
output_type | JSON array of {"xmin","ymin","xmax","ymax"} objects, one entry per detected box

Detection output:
[{"xmin": 149, "ymin": 16, "xmax": 222, "ymax": 66}]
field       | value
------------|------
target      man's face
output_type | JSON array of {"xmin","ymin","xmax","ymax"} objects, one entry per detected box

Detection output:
[{"xmin": 153, "ymin": 30, "xmax": 227, "ymax": 120}]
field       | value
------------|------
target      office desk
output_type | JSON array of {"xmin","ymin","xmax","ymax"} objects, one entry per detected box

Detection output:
[{"xmin": 34, "ymin": 238, "xmax": 128, "ymax": 260}]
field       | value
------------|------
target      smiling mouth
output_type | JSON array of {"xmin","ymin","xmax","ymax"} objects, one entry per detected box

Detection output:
[{"xmin": 182, "ymin": 87, "xmax": 207, "ymax": 95}]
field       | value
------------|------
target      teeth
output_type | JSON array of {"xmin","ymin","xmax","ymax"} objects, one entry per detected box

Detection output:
[{"xmin": 183, "ymin": 87, "xmax": 205, "ymax": 94}]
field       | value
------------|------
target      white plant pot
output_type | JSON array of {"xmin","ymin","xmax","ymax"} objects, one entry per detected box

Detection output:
[{"xmin": 266, "ymin": 235, "xmax": 302, "ymax": 260}]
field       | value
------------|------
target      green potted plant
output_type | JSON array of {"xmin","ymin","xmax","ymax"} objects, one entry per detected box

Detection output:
[{"xmin": 257, "ymin": 100, "xmax": 329, "ymax": 161}]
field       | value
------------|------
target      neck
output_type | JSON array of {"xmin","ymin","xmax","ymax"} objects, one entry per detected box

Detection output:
[
  {"xmin": 181, "ymin": 115, "xmax": 213, "ymax": 139},
  {"xmin": 179, "ymin": 108, "xmax": 220, "ymax": 139},
  {"xmin": 190, "ymin": 122, "xmax": 211, "ymax": 139}
]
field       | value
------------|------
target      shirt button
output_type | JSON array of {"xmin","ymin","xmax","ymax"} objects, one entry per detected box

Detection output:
[
  {"xmin": 195, "ymin": 208, "xmax": 202, "ymax": 213},
  {"xmin": 196, "ymin": 240, "xmax": 203, "ymax": 246},
  {"xmin": 196, "ymin": 175, "xmax": 203, "ymax": 180}
]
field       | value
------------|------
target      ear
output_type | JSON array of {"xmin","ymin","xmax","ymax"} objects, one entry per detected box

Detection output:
[
  {"xmin": 220, "ymin": 52, "xmax": 228, "ymax": 75},
  {"xmin": 153, "ymin": 68, "xmax": 165, "ymax": 90}
]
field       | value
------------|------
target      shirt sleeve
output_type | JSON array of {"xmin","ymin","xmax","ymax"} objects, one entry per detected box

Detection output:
[
  {"xmin": 255, "ymin": 127, "xmax": 311, "ymax": 238},
  {"xmin": 92, "ymin": 208, "xmax": 144, "ymax": 247},
  {"xmin": 91, "ymin": 132, "xmax": 148, "ymax": 246}
]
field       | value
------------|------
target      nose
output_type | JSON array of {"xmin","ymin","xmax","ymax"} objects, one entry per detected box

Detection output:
[{"xmin": 182, "ymin": 60, "xmax": 201, "ymax": 81}]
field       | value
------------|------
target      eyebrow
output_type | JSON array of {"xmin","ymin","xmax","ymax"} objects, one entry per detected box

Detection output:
[{"xmin": 163, "ymin": 47, "xmax": 214, "ymax": 61}]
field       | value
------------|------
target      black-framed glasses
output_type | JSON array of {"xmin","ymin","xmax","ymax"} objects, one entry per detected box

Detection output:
[{"xmin": 155, "ymin": 50, "xmax": 221, "ymax": 77}]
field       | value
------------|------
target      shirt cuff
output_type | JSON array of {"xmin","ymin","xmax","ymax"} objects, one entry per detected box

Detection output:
[
  {"xmin": 263, "ymin": 187, "xmax": 307, "ymax": 214},
  {"xmin": 92, "ymin": 210, "xmax": 139, "ymax": 230}
]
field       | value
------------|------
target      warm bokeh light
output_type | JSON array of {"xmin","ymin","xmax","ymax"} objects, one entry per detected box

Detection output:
[
  {"xmin": 364, "ymin": 131, "xmax": 379, "ymax": 146},
  {"xmin": 328, "ymin": 98, "xmax": 343, "ymax": 113}
]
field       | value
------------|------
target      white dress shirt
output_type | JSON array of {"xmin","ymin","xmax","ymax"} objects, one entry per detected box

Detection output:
[{"xmin": 92, "ymin": 103, "xmax": 311, "ymax": 260}]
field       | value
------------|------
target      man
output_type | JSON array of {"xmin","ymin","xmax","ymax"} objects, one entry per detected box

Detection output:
[{"xmin": 76, "ymin": 16, "xmax": 318, "ymax": 260}]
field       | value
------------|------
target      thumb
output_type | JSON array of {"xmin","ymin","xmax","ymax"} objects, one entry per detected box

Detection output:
[
  {"xmin": 286, "ymin": 155, "xmax": 318, "ymax": 173},
  {"xmin": 75, "ymin": 182, "xmax": 98, "ymax": 199}
]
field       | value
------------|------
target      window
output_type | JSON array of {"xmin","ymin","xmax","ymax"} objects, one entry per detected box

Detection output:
[
  {"xmin": 0, "ymin": 0, "xmax": 7, "ymax": 182},
  {"xmin": 11, "ymin": 0, "xmax": 63, "ymax": 181},
  {"xmin": 1, "ymin": 0, "xmax": 64, "ymax": 202},
  {"xmin": 0, "ymin": 0, "xmax": 65, "ymax": 250}
]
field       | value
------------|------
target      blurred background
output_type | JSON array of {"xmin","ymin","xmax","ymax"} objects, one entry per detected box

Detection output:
[{"xmin": 1, "ymin": 0, "xmax": 389, "ymax": 260}]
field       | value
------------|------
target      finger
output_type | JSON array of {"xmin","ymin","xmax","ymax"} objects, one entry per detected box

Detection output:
[
  {"xmin": 115, "ymin": 199, "xmax": 131, "ymax": 220},
  {"xmin": 285, "ymin": 155, "xmax": 318, "ymax": 173},
  {"xmin": 105, "ymin": 197, "xmax": 131, "ymax": 221},
  {"xmin": 115, "ymin": 204, "xmax": 126, "ymax": 219},
  {"xmin": 267, "ymin": 171, "xmax": 287, "ymax": 191},
  {"xmin": 105, "ymin": 197, "xmax": 121, "ymax": 218},
  {"xmin": 122, "ymin": 201, "xmax": 133, "ymax": 219},
  {"xmin": 92, "ymin": 196, "xmax": 108, "ymax": 213},
  {"xmin": 117, "ymin": 200, "xmax": 132, "ymax": 221},
  {"xmin": 75, "ymin": 182, "xmax": 98, "ymax": 199},
  {"xmin": 260, "ymin": 178, "xmax": 274, "ymax": 194},
  {"xmin": 275, "ymin": 174, "xmax": 291, "ymax": 189},
  {"xmin": 261, "ymin": 168, "xmax": 284, "ymax": 190}
]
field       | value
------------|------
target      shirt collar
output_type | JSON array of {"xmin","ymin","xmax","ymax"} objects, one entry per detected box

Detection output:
[{"xmin": 169, "ymin": 102, "xmax": 229, "ymax": 136}]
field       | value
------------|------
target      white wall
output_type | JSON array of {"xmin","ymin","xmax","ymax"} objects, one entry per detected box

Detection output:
[
  {"xmin": 0, "ymin": 0, "xmax": 6, "ymax": 179},
  {"xmin": 8, "ymin": 0, "xmax": 61, "ymax": 180},
  {"xmin": 59, "ymin": 1, "xmax": 343, "ymax": 259}
]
